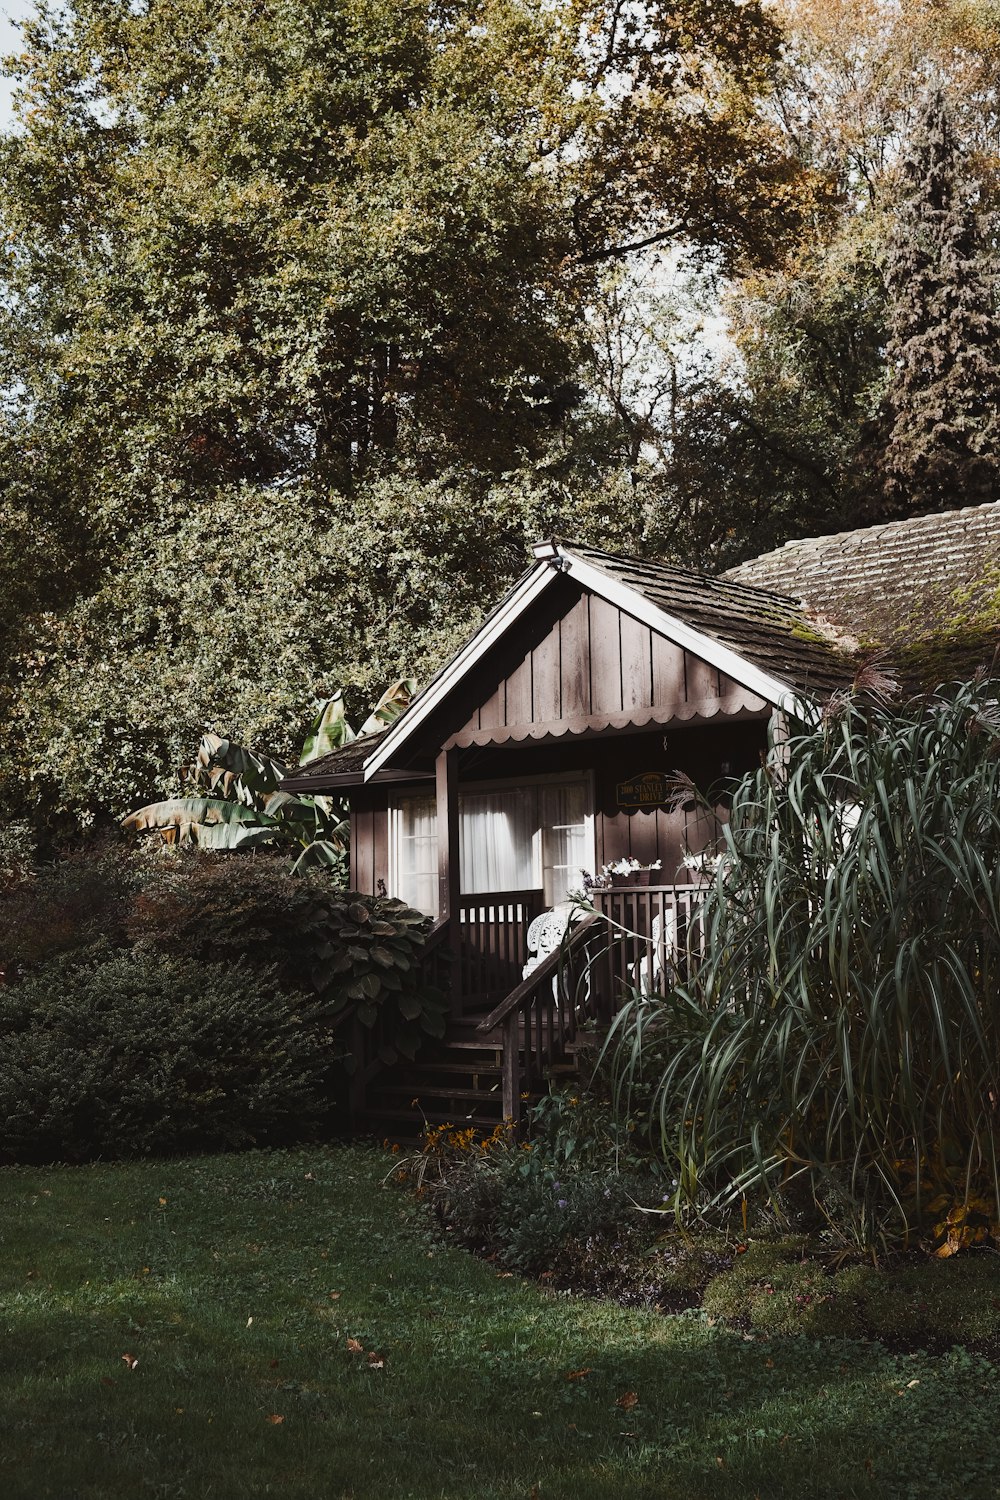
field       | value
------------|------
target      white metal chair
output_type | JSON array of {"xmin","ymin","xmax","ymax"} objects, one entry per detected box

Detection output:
[
  {"xmin": 522, "ymin": 902, "xmax": 578, "ymax": 980},
  {"xmin": 632, "ymin": 911, "xmax": 678, "ymax": 993}
]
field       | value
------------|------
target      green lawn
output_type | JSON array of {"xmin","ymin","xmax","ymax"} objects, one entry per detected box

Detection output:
[{"xmin": 1, "ymin": 1145, "xmax": 998, "ymax": 1500}]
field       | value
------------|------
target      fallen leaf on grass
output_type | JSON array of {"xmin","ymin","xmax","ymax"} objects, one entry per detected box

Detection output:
[
  {"xmin": 367, "ymin": 1352, "xmax": 385, "ymax": 1369},
  {"xmin": 329, "ymin": 1292, "xmax": 341, "ymax": 1301},
  {"xmin": 346, "ymin": 1338, "xmax": 364, "ymax": 1353},
  {"xmin": 158, "ymin": 1198, "xmax": 167, "ymax": 1207},
  {"xmin": 565, "ymin": 1368, "xmax": 592, "ymax": 1381},
  {"xmin": 615, "ymin": 1391, "xmax": 638, "ymax": 1412},
  {"xmin": 267, "ymin": 1414, "xmax": 284, "ymax": 1425},
  {"xmin": 121, "ymin": 1354, "xmax": 138, "ymax": 1371}
]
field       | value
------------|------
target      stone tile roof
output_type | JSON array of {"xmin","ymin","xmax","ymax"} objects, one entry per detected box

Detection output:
[
  {"xmin": 722, "ymin": 502, "xmax": 1000, "ymax": 688},
  {"xmin": 568, "ymin": 542, "xmax": 852, "ymax": 695}
]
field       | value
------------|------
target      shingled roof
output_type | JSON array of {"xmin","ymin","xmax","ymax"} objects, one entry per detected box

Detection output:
[
  {"xmin": 722, "ymin": 503, "xmax": 1000, "ymax": 687},
  {"xmin": 567, "ymin": 542, "xmax": 851, "ymax": 695},
  {"xmin": 281, "ymin": 728, "xmax": 389, "ymax": 791}
]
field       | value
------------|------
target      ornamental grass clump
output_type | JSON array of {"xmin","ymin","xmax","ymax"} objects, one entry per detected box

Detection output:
[{"xmin": 612, "ymin": 678, "xmax": 1000, "ymax": 1253}]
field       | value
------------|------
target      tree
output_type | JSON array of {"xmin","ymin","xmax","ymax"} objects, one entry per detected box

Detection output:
[
  {"xmin": 653, "ymin": 0, "xmax": 1000, "ymax": 560},
  {"xmin": 881, "ymin": 91, "xmax": 1000, "ymax": 516},
  {"xmin": 0, "ymin": 0, "xmax": 820, "ymax": 833}
]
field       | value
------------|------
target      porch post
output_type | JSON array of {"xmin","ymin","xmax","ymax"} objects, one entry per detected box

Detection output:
[{"xmin": 435, "ymin": 746, "xmax": 462, "ymax": 1011}]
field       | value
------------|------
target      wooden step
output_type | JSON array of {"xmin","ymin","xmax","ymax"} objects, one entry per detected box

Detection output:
[{"xmin": 375, "ymin": 1083, "xmax": 501, "ymax": 1103}]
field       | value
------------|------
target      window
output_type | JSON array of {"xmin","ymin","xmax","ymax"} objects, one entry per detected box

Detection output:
[
  {"xmin": 391, "ymin": 775, "xmax": 594, "ymax": 912},
  {"xmin": 391, "ymin": 795, "xmax": 437, "ymax": 914}
]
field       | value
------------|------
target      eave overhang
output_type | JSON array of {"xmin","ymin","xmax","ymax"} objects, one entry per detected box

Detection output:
[{"xmin": 361, "ymin": 544, "xmax": 811, "ymax": 782}]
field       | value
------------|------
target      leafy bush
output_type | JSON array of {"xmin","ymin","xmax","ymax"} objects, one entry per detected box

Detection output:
[
  {"xmin": 0, "ymin": 840, "xmax": 138, "ymax": 981},
  {"xmin": 406, "ymin": 1094, "xmax": 664, "ymax": 1280},
  {"xmin": 126, "ymin": 850, "xmax": 336, "ymax": 992},
  {"xmin": 128, "ymin": 854, "xmax": 449, "ymax": 1063},
  {"xmin": 0, "ymin": 949, "xmax": 335, "ymax": 1163},
  {"xmin": 612, "ymin": 679, "xmax": 1000, "ymax": 1252}
]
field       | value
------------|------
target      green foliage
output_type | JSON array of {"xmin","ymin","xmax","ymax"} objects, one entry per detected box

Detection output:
[
  {"xmin": 407, "ymin": 1091, "xmax": 664, "ymax": 1278},
  {"xmin": 124, "ymin": 850, "xmax": 345, "ymax": 994},
  {"xmin": 702, "ymin": 1237, "xmax": 1000, "ymax": 1345},
  {"xmin": 0, "ymin": 949, "xmax": 334, "ymax": 1163},
  {"xmin": 882, "ymin": 91, "xmax": 1000, "ymax": 517},
  {"xmin": 612, "ymin": 679, "xmax": 1000, "ymax": 1251},
  {"xmin": 0, "ymin": 839, "xmax": 138, "ymax": 981},
  {"xmin": 122, "ymin": 680, "xmax": 413, "ymax": 876},
  {"xmin": 1, "ymin": 845, "xmax": 447, "ymax": 1072},
  {"xmin": 311, "ymin": 891, "xmax": 448, "ymax": 1063},
  {"xmin": 2, "ymin": 488, "xmax": 357, "ymax": 833},
  {"xmin": 128, "ymin": 856, "xmax": 447, "ymax": 1062},
  {"xmin": 0, "ymin": 0, "xmax": 814, "ymax": 837}
]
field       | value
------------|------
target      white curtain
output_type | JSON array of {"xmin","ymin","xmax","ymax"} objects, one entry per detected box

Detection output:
[
  {"xmin": 394, "ymin": 796, "xmax": 438, "ymax": 914},
  {"xmin": 540, "ymin": 782, "xmax": 589, "ymax": 901},
  {"xmin": 459, "ymin": 790, "xmax": 536, "ymax": 894}
]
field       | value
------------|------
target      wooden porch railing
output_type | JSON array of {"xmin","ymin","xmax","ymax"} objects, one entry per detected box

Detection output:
[
  {"xmin": 592, "ymin": 883, "xmax": 708, "ymax": 996},
  {"xmin": 473, "ymin": 885, "xmax": 710, "ymax": 1130},
  {"xmin": 476, "ymin": 911, "xmax": 604, "ymax": 1129},
  {"xmin": 457, "ymin": 888, "xmax": 545, "ymax": 1010}
]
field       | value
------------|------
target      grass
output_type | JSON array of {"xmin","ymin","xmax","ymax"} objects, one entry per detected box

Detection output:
[{"xmin": 2, "ymin": 1146, "xmax": 1000, "ymax": 1499}]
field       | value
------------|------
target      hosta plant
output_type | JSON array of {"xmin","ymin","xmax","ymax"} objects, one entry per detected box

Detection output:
[{"xmin": 611, "ymin": 677, "xmax": 1000, "ymax": 1253}]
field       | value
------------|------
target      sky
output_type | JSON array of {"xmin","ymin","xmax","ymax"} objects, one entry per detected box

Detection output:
[{"xmin": 0, "ymin": 0, "xmax": 34, "ymax": 131}]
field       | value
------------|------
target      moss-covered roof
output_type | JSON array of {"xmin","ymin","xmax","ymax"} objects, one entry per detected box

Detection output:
[{"xmin": 723, "ymin": 502, "xmax": 1000, "ymax": 690}]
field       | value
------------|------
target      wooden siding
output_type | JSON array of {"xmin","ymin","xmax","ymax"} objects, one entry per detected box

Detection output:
[
  {"xmin": 457, "ymin": 585, "xmax": 764, "ymax": 742},
  {"xmin": 349, "ymin": 721, "xmax": 766, "ymax": 899}
]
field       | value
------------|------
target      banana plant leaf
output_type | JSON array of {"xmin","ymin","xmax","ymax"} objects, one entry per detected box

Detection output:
[
  {"xmin": 123, "ymin": 796, "xmax": 279, "ymax": 847},
  {"xmin": 358, "ymin": 678, "xmax": 416, "ymax": 736},
  {"xmin": 300, "ymin": 692, "xmax": 356, "ymax": 765}
]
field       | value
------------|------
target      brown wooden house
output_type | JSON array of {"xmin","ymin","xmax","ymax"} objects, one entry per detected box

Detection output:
[{"xmin": 284, "ymin": 537, "xmax": 855, "ymax": 1134}]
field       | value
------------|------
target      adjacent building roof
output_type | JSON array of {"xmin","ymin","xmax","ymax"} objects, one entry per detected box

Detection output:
[{"xmin": 723, "ymin": 502, "xmax": 1000, "ymax": 688}]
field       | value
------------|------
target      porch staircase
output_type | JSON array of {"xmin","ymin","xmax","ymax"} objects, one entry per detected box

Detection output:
[
  {"xmin": 353, "ymin": 911, "xmax": 607, "ymax": 1144},
  {"xmin": 355, "ymin": 1016, "xmax": 591, "ymax": 1143},
  {"xmin": 351, "ymin": 885, "xmax": 703, "ymax": 1143}
]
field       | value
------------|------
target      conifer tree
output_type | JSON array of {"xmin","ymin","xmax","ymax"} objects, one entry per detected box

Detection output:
[{"xmin": 882, "ymin": 91, "xmax": 1000, "ymax": 517}]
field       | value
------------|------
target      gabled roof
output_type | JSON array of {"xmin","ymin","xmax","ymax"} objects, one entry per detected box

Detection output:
[
  {"xmin": 355, "ymin": 539, "xmax": 851, "ymax": 784},
  {"xmin": 723, "ymin": 502, "xmax": 1000, "ymax": 687},
  {"xmin": 566, "ymin": 543, "xmax": 849, "ymax": 696}
]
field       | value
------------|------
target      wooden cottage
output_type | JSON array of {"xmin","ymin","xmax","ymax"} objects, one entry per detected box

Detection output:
[
  {"xmin": 285, "ymin": 505, "xmax": 1000, "ymax": 1132},
  {"xmin": 284, "ymin": 537, "xmax": 851, "ymax": 1134}
]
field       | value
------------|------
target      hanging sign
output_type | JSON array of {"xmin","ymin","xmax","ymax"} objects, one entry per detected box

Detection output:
[{"xmin": 615, "ymin": 770, "xmax": 670, "ymax": 810}]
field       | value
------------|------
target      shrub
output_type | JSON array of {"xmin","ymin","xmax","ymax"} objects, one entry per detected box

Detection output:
[
  {"xmin": 0, "ymin": 839, "xmax": 138, "ymax": 981},
  {"xmin": 129, "ymin": 853, "xmax": 449, "ymax": 1062},
  {"xmin": 125, "ymin": 849, "xmax": 333, "ymax": 992},
  {"xmin": 612, "ymin": 679, "xmax": 1000, "ymax": 1252},
  {"xmin": 407, "ymin": 1094, "xmax": 664, "ymax": 1279},
  {"xmin": 0, "ymin": 949, "xmax": 336, "ymax": 1162}
]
